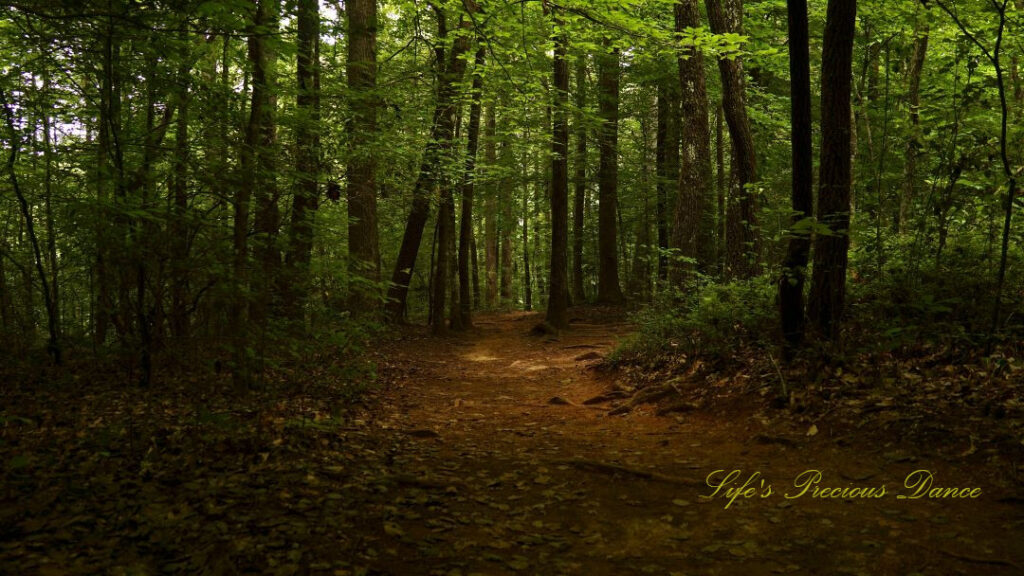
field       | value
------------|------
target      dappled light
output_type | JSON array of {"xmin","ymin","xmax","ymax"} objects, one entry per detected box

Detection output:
[{"xmin": 1, "ymin": 0, "xmax": 1023, "ymax": 573}]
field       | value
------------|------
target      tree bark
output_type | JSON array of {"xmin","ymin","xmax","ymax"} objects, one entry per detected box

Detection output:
[
  {"xmin": 249, "ymin": 0, "xmax": 281, "ymax": 326},
  {"xmin": 287, "ymin": 0, "xmax": 321, "ymax": 322},
  {"xmin": 484, "ymin": 104, "xmax": 499, "ymax": 308},
  {"xmin": 0, "ymin": 89, "xmax": 61, "ymax": 364},
  {"xmin": 499, "ymin": 125, "xmax": 514, "ymax": 307},
  {"xmin": 346, "ymin": 0, "xmax": 379, "ymax": 315},
  {"xmin": 385, "ymin": 8, "xmax": 473, "ymax": 322},
  {"xmin": 778, "ymin": 0, "xmax": 814, "ymax": 355},
  {"xmin": 522, "ymin": 178, "xmax": 532, "ymax": 311},
  {"xmin": 898, "ymin": 20, "xmax": 928, "ymax": 234},
  {"xmin": 546, "ymin": 17, "xmax": 570, "ymax": 329},
  {"xmin": 458, "ymin": 47, "xmax": 485, "ymax": 328},
  {"xmin": 706, "ymin": 0, "xmax": 759, "ymax": 279},
  {"xmin": 170, "ymin": 48, "xmax": 190, "ymax": 341},
  {"xmin": 596, "ymin": 42, "xmax": 625, "ymax": 304},
  {"xmin": 807, "ymin": 0, "xmax": 857, "ymax": 341},
  {"xmin": 671, "ymin": 0, "xmax": 714, "ymax": 285},
  {"xmin": 655, "ymin": 72, "xmax": 679, "ymax": 282},
  {"xmin": 571, "ymin": 57, "xmax": 588, "ymax": 304}
]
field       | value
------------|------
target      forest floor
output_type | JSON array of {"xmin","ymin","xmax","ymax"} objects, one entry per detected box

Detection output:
[{"xmin": 2, "ymin": 308, "xmax": 1023, "ymax": 575}]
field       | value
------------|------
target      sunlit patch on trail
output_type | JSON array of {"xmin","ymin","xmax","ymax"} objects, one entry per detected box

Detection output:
[
  {"xmin": 510, "ymin": 360, "xmax": 549, "ymax": 372},
  {"xmin": 464, "ymin": 352, "xmax": 498, "ymax": 362}
]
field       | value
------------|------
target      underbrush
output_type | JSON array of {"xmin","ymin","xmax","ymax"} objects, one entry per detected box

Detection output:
[
  {"xmin": 610, "ymin": 276, "xmax": 776, "ymax": 368},
  {"xmin": 615, "ymin": 246, "xmax": 1023, "ymax": 371},
  {"xmin": 0, "ymin": 313, "xmax": 391, "ymax": 572},
  {"xmin": 606, "ymin": 249, "xmax": 1024, "ymax": 461}
]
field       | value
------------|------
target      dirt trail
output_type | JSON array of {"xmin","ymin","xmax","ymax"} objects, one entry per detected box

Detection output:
[{"xmin": 366, "ymin": 310, "xmax": 1022, "ymax": 575}]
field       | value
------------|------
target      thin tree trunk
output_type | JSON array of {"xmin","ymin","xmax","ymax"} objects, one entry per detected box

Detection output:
[
  {"xmin": 458, "ymin": 47, "xmax": 485, "ymax": 328},
  {"xmin": 596, "ymin": 42, "xmax": 625, "ymax": 304},
  {"xmin": 170, "ymin": 48, "xmax": 190, "ymax": 342},
  {"xmin": 706, "ymin": 0, "xmax": 759, "ymax": 279},
  {"xmin": 546, "ymin": 16, "xmax": 570, "ymax": 329},
  {"xmin": 233, "ymin": 0, "xmax": 278, "ymax": 387},
  {"xmin": 715, "ymin": 104, "xmax": 726, "ymax": 267},
  {"xmin": 386, "ymin": 9, "xmax": 473, "ymax": 322},
  {"xmin": 250, "ymin": 0, "xmax": 281, "ymax": 326},
  {"xmin": 41, "ymin": 74, "xmax": 60, "ymax": 346},
  {"xmin": 655, "ymin": 72, "xmax": 679, "ymax": 282},
  {"xmin": 899, "ymin": 20, "xmax": 928, "ymax": 234},
  {"xmin": 499, "ymin": 137, "xmax": 514, "ymax": 307},
  {"xmin": 471, "ymin": 233, "xmax": 480, "ymax": 308},
  {"xmin": 522, "ymin": 168, "xmax": 532, "ymax": 311},
  {"xmin": 484, "ymin": 104, "xmax": 499, "ymax": 308},
  {"xmin": 0, "ymin": 90, "xmax": 61, "ymax": 364},
  {"xmin": 778, "ymin": 0, "xmax": 814, "ymax": 355},
  {"xmin": 807, "ymin": 0, "xmax": 857, "ymax": 341},
  {"xmin": 571, "ymin": 57, "xmax": 588, "ymax": 303},
  {"xmin": 287, "ymin": 0, "xmax": 322, "ymax": 323}
]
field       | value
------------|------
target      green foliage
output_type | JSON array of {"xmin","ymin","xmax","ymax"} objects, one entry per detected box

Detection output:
[
  {"xmin": 847, "ymin": 239, "xmax": 1024, "ymax": 352},
  {"xmin": 613, "ymin": 277, "xmax": 777, "ymax": 364}
]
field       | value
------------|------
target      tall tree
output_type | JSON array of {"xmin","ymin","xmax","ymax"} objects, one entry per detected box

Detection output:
[
  {"xmin": 499, "ymin": 139, "xmax": 515, "ymax": 308},
  {"xmin": 807, "ymin": 0, "xmax": 857, "ymax": 341},
  {"xmin": 249, "ymin": 0, "xmax": 281, "ymax": 325},
  {"xmin": 778, "ymin": 0, "xmax": 814, "ymax": 354},
  {"xmin": 571, "ymin": 57, "xmax": 588, "ymax": 303},
  {"xmin": 287, "ymin": 0, "xmax": 321, "ymax": 322},
  {"xmin": 671, "ymin": 0, "xmax": 714, "ymax": 284},
  {"xmin": 385, "ymin": 8, "xmax": 473, "ymax": 322},
  {"xmin": 0, "ymin": 89, "xmax": 60, "ymax": 364},
  {"xmin": 232, "ymin": 0, "xmax": 280, "ymax": 386},
  {"xmin": 545, "ymin": 15, "xmax": 570, "ymax": 330},
  {"xmin": 655, "ymin": 72, "xmax": 679, "ymax": 282},
  {"xmin": 458, "ymin": 47, "xmax": 486, "ymax": 328},
  {"xmin": 706, "ymin": 0, "xmax": 759, "ymax": 278},
  {"xmin": 170, "ymin": 41, "xmax": 191, "ymax": 341},
  {"xmin": 347, "ymin": 0, "xmax": 381, "ymax": 315},
  {"xmin": 596, "ymin": 42, "xmax": 625, "ymax": 304},
  {"xmin": 898, "ymin": 17, "xmax": 928, "ymax": 234},
  {"xmin": 484, "ymin": 104, "xmax": 499, "ymax": 308}
]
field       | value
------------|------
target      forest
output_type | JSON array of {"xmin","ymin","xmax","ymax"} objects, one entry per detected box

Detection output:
[{"xmin": 1, "ymin": 0, "xmax": 1023, "ymax": 573}]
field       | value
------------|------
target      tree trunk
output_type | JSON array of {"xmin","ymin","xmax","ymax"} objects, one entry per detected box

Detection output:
[
  {"xmin": 778, "ymin": 0, "xmax": 814, "ymax": 355},
  {"xmin": 249, "ymin": 0, "xmax": 281, "ymax": 326},
  {"xmin": 671, "ymin": 0, "xmax": 714, "ymax": 284},
  {"xmin": 0, "ymin": 90, "xmax": 61, "ymax": 364},
  {"xmin": 385, "ymin": 9, "xmax": 473, "ymax": 322},
  {"xmin": 706, "ymin": 0, "xmax": 759, "ymax": 279},
  {"xmin": 571, "ymin": 57, "xmax": 588, "ymax": 304},
  {"xmin": 499, "ymin": 137, "xmax": 514, "ymax": 307},
  {"xmin": 522, "ymin": 169, "xmax": 532, "ymax": 311},
  {"xmin": 287, "ymin": 0, "xmax": 321, "ymax": 322},
  {"xmin": 715, "ymin": 105, "xmax": 726, "ymax": 268},
  {"xmin": 41, "ymin": 74, "xmax": 60, "ymax": 348},
  {"xmin": 458, "ymin": 47, "xmax": 485, "ymax": 328},
  {"xmin": 471, "ymin": 232, "xmax": 480, "ymax": 307},
  {"xmin": 596, "ymin": 43, "xmax": 625, "ymax": 304},
  {"xmin": 807, "ymin": 0, "xmax": 857, "ymax": 341},
  {"xmin": 898, "ymin": 20, "xmax": 928, "ymax": 234},
  {"xmin": 546, "ymin": 17, "xmax": 570, "ymax": 329},
  {"xmin": 655, "ymin": 72, "xmax": 679, "ymax": 282},
  {"xmin": 232, "ymin": 0, "xmax": 278, "ymax": 387},
  {"xmin": 170, "ymin": 50, "xmax": 190, "ymax": 342},
  {"xmin": 484, "ymin": 104, "xmax": 499, "ymax": 308},
  {"xmin": 433, "ymin": 193, "xmax": 454, "ymax": 334}
]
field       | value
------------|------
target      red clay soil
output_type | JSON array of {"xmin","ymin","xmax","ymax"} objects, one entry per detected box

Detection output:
[{"xmin": 364, "ymin": 310, "xmax": 1023, "ymax": 575}]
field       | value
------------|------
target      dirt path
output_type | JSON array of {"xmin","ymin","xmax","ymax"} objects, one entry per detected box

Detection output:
[{"xmin": 363, "ymin": 311, "xmax": 1023, "ymax": 575}]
